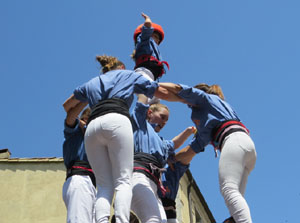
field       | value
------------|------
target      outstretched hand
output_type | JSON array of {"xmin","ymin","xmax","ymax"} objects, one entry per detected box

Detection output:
[{"xmin": 141, "ymin": 12, "xmax": 152, "ymax": 28}]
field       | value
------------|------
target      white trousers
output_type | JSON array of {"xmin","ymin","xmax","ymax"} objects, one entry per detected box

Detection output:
[
  {"xmin": 85, "ymin": 113, "xmax": 133, "ymax": 223},
  {"xmin": 131, "ymin": 172, "xmax": 167, "ymax": 223},
  {"xmin": 62, "ymin": 175, "xmax": 96, "ymax": 223},
  {"xmin": 219, "ymin": 132, "xmax": 257, "ymax": 223}
]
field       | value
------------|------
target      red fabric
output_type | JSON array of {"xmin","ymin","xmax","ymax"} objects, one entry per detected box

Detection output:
[{"xmin": 71, "ymin": 165, "xmax": 94, "ymax": 173}]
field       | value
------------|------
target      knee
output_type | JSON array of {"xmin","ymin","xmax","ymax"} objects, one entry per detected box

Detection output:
[
  {"xmin": 220, "ymin": 182, "xmax": 240, "ymax": 201},
  {"xmin": 115, "ymin": 177, "xmax": 132, "ymax": 191}
]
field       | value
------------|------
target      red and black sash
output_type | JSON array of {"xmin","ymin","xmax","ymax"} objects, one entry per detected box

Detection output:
[
  {"xmin": 66, "ymin": 160, "xmax": 96, "ymax": 188},
  {"xmin": 211, "ymin": 120, "xmax": 249, "ymax": 151}
]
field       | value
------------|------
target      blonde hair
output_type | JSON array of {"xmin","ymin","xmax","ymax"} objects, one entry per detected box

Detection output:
[
  {"xmin": 149, "ymin": 103, "xmax": 169, "ymax": 113},
  {"xmin": 96, "ymin": 55, "xmax": 125, "ymax": 73},
  {"xmin": 194, "ymin": 83, "xmax": 225, "ymax": 100}
]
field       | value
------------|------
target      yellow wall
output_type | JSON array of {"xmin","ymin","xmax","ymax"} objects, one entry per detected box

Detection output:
[
  {"xmin": 176, "ymin": 173, "xmax": 214, "ymax": 223},
  {"xmin": 0, "ymin": 160, "xmax": 66, "ymax": 223},
  {"xmin": 0, "ymin": 159, "xmax": 215, "ymax": 223}
]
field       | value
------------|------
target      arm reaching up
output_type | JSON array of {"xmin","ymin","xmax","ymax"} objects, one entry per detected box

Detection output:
[
  {"xmin": 172, "ymin": 126, "xmax": 196, "ymax": 150},
  {"xmin": 63, "ymin": 94, "xmax": 88, "ymax": 113},
  {"xmin": 154, "ymin": 86, "xmax": 185, "ymax": 102},
  {"xmin": 174, "ymin": 145, "xmax": 197, "ymax": 166},
  {"xmin": 65, "ymin": 101, "xmax": 88, "ymax": 128},
  {"xmin": 159, "ymin": 82, "xmax": 182, "ymax": 94}
]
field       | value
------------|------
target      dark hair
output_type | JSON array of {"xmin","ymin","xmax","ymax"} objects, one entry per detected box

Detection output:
[{"xmin": 136, "ymin": 61, "xmax": 164, "ymax": 80}]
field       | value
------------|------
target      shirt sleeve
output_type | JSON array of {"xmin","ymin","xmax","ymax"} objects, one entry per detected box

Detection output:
[
  {"xmin": 133, "ymin": 74, "xmax": 159, "ymax": 98},
  {"xmin": 189, "ymin": 134, "xmax": 205, "ymax": 153},
  {"xmin": 178, "ymin": 84, "xmax": 208, "ymax": 106},
  {"xmin": 131, "ymin": 102, "xmax": 149, "ymax": 129},
  {"xmin": 73, "ymin": 82, "xmax": 89, "ymax": 102},
  {"xmin": 64, "ymin": 119, "xmax": 80, "ymax": 135},
  {"xmin": 138, "ymin": 26, "xmax": 154, "ymax": 42},
  {"xmin": 163, "ymin": 139, "xmax": 175, "ymax": 157}
]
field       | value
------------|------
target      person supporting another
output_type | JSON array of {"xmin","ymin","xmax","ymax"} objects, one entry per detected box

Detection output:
[
  {"xmin": 62, "ymin": 105, "xmax": 96, "ymax": 223},
  {"xmin": 160, "ymin": 160, "xmax": 191, "ymax": 223},
  {"xmin": 159, "ymin": 82, "xmax": 257, "ymax": 223},
  {"xmin": 63, "ymin": 55, "xmax": 179, "ymax": 223},
  {"xmin": 130, "ymin": 94, "xmax": 194, "ymax": 223}
]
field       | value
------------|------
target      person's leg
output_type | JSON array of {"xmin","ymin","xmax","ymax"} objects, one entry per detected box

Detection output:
[
  {"xmin": 62, "ymin": 175, "xmax": 96, "ymax": 223},
  {"xmin": 131, "ymin": 172, "xmax": 167, "ymax": 223},
  {"xmin": 167, "ymin": 219, "xmax": 178, "ymax": 223},
  {"xmin": 161, "ymin": 198, "xmax": 178, "ymax": 223},
  {"xmin": 105, "ymin": 113, "xmax": 134, "ymax": 223},
  {"xmin": 85, "ymin": 116, "xmax": 114, "ymax": 223},
  {"xmin": 219, "ymin": 132, "xmax": 256, "ymax": 223}
]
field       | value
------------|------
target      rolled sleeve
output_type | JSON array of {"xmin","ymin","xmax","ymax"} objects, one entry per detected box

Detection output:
[
  {"xmin": 134, "ymin": 77, "xmax": 159, "ymax": 99},
  {"xmin": 64, "ymin": 119, "xmax": 80, "ymax": 135},
  {"xmin": 189, "ymin": 135, "xmax": 205, "ymax": 153},
  {"xmin": 73, "ymin": 86, "xmax": 88, "ymax": 102}
]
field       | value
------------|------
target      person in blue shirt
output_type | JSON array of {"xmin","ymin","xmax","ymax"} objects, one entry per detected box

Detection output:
[
  {"xmin": 63, "ymin": 55, "xmax": 180, "ymax": 223},
  {"xmin": 132, "ymin": 13, "xmax": 169, "ymax": 81},
  {"xmin": 130, "ymin": 94, "xmax": 194, "ymax": 223},
  {"xmin": 160, "ymin": 158, "xmax": 191, "ymax": 223},
  {"xmin": 62, "ymin": 105, "xmax": 96, "ymax": 223},
  {"xmin": 158, "ymin": 82, "xmax": 257, "ymax": 223},
  {"xmin": 159, "ymin": 128, "xmax": 196, "ymax": 223}
]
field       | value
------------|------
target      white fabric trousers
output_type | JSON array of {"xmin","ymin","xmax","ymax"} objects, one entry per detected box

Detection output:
[
  {"xmin": 219, "ymin": 132, "xmax": 257, "ymax": 223},
  {"xmin": 131, "ymin": 172, "xmax": 167, "ymax": 223},
  {"xmin": 85, "ymin": 113, "xmax": 134, "ymax": 223},
  {"xmin": 62, "ymin": 175, "xmax": 96, "ymax": 223}
]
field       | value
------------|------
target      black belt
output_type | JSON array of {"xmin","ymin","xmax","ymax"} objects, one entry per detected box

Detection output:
[
  {"xmin": 133, "ymin": 153, "xmax": 166, "ymax": 196},
  {"xmin": 87, "ymin": 98, "xmax": 130, "ymax": 125},
  {"xmin": 66, "ymin": 161, "xmax": 96, "ymax": 188}
]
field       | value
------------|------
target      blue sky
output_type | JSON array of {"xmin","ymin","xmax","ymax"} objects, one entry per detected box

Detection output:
[{"xmin": 1, "ymin": 1, "xmax": 299, "ymax": 222}]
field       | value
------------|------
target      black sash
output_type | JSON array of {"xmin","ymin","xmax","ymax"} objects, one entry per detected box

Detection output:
[
  {"xmin": 66, "ymin": 160, "xmax": 96, "ymax": 188},
  {"xmin": 87, "ymin": 98, "xmax": 130, "ymax": 125}
]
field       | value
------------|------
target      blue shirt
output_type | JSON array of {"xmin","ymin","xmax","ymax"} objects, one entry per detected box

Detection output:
[
  {"xmin": 160, "ymin": 162, "xmax": 189, "ymax": 200},
  {"xmin": 178, "ymin": 84, "xmax": 240, "ymax": 153},
  {"xmin": 73, "ymin": 69, "xmax": 158, "ymax": 108},
  {"xmin": 63, "ymin": 119, "xmax": 88, "ymax": 169},
  {"xmin": 131, "ymin": 101, "xmax": 174, "ymax": 166},
  {"xmin": 135, "ymin": 26, "xmax": 162, "ymax": 61}
]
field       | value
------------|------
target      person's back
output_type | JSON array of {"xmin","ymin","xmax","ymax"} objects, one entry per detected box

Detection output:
[{"xmin": 74, "ymin": 69, "xmax": 158, "ymax": 109}]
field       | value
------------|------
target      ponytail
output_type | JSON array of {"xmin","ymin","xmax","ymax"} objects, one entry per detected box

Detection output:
[
  {"xmin": 96, "ymin": 55, "xmax": 125, "ymax": 73},
  {"xmin": 194, "ymin": 83, "xmax": 225, "ymax": 100}
]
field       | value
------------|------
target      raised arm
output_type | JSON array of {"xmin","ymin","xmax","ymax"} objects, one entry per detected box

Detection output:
[
  {"xmin": 137, "ymin": 94, "xmax": 148, "ymax": 104},
  {"xmin": 159, "ymin": 83, "xmax": 182, "ymax": 94},
  {"xmin": 65, "ymin": 101, "xmax": 88, "ymax": 127},
  {"xmin": 141, "ymin": 12, "xmax": 152, "ymax": 28},
  {"xmin": 154, "ymin": 86, "xmax": 185, "ymax": 102},
  {"xmin": 172, "ymin": 126, "xmax": 196, "ymax": 150},
  {"xmin": 174, "ymin": 145, "xmax": 197, "ymax": 166},
  {"xmin": 63, "ymin": 94, "xmax": 87, "ymax": 113}
]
